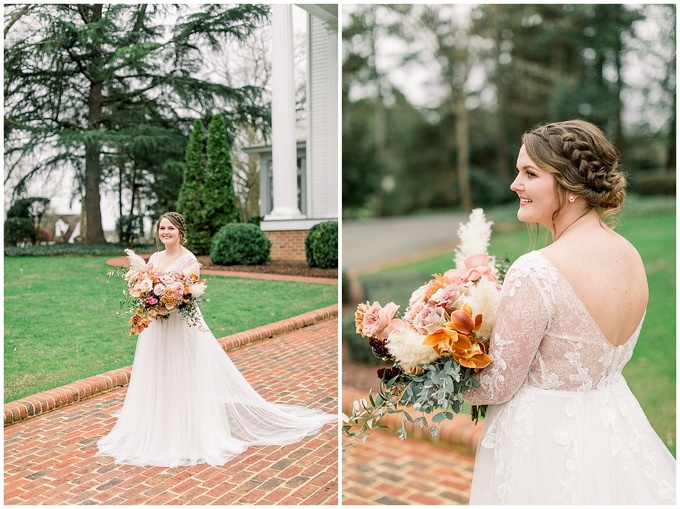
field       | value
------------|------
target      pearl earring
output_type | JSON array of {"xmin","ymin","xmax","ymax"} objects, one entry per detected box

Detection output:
[{"xmin": 569, "ymin": 196, "xmax": 575, "ymax": 203}]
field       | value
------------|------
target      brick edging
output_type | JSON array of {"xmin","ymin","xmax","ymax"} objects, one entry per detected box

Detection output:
[
  {"xmin": 4, "ymin": 305, "xmax": 338, "ymax": 427},
  {"xmin": 342, "ymin": 385, "xmax": 483, "ymax": 454}
]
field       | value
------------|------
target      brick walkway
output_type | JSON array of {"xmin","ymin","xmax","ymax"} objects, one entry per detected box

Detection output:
[
  {"xmin": 4, "ymin": 319, "xmax": 339, "ymax": 505},
  {"xmin": 342, "ymin": 430, "xmax": 474, "ymax": 505},
  {"xmin": 341, "ymin": 385, "xmax": 479, "ymax": 505}
]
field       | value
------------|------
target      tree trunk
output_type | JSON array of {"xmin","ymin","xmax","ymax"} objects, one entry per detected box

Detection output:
[
  {"xmin": 84, "ymin": 79, "xmax": 106, "ymax": 242},
  {"xmin": 368, "ymin": 9, "xmax": 386, "ymax": 217},
  {"xmin": 456, "ymin": 96, "xmax": 473, "ymax": 211},
  {"xmin": 83, "ymin": 5, "xmax": 106, "ymax": 243},
  {"xmin": 118, "ymin": 156, "xmax": 125, "ymax": 221}
]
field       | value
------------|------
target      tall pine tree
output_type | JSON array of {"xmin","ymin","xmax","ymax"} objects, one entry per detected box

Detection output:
[{"xmin": 4, "ymin": 4, "xmax": 269, "ymax": 242}]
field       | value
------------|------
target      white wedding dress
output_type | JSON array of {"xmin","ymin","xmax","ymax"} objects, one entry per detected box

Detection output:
[
  {"xmin": 97, "ymin": 251, "xmax": 336, "ymax": 467},
  {"xmin": 467, "ymin": 251, "xmax": 675, "ymax": 504}
]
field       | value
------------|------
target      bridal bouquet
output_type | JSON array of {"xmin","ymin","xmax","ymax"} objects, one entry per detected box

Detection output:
[
  {"xmin": 343, "ymin": 209, "xmax": 505, "ymax": 443},
  {"xmin": 119, "ymin": 249, "xmax": 207, "ymax": 335}
]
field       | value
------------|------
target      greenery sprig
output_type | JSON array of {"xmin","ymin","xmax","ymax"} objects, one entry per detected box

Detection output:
[{"xmin": 343, "ymin": 359, "xmax": 484, "ymax": 446}]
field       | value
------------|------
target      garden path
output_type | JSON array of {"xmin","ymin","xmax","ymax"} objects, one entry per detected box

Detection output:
[{"xmin": 5, "ymin": 267, "xmax": 339, "ymax": 505}]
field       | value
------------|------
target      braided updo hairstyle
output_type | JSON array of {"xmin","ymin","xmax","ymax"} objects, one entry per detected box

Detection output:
[
  {"xmin": 522, "ymin": 120, "xmax": 626, "ymax": 226},
  {"xmin": 155, "ymin": 212, "xmax": 187, "ymax": 250}
]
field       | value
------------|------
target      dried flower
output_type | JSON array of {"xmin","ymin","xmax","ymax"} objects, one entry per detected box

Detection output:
[
  {"xmin": 453, "ymin": 208, "xmax": 493, "ymax": 270},
  {"xmin": 386, "ymin": 327, "xmax": 440, "ymax": 372},
  {"xmin": 124, "ymin": 248, "xmax": 147, "ymax": 273},
  {"xmin": 355, "ymin": 302, "xmax": 371, "ymax": 336}
]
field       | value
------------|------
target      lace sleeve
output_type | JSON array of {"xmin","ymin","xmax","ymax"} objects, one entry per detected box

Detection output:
[{"xmin": 465, "ymin": 253, "xmax": 552, "ymax": 405}]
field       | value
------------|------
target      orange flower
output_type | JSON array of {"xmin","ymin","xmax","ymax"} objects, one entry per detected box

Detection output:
[
  {"xmin": 423, "ymin": 327, "xmax": 472, "ymax": 356},
  {"xmin": 129, "ymin": 313, "xmax": 151, "ymax": 336},
  {"xmin": 452, "ymin": 340, "xmax": 492, "ymax": 370},
  {"xmin": 424, "ymin": 274, "xmax": 449, "ymax": 301},
  {"xmin": 423, "ymin": 301, "xmax": 491, "ymax": 370},
  {"xmin": 447, "ymin": 303, "xmax": 482, "ymax": 335}
]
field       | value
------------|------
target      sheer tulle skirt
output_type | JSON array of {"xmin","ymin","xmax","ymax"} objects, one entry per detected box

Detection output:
[
  {"xmin": 470, "ymin": 376, "xmax": 675, "ymax": 504},
  {"xmin": 96, "ymin": 311, "xmax": 335, "ymax": 467}
]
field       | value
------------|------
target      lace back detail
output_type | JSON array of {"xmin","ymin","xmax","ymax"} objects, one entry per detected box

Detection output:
[{"xmin": 468, "ymin": 251, "xmax": 645, "ymax": 406}]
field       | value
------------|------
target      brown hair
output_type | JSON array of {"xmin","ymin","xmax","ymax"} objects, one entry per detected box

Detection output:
[
  {"xmin": 522, "ymin": 119, "xmax": 626, "ymax": 230},
  {"xmin": 155, "ymin": 212, "xmax": 187, "ymax": 251}
]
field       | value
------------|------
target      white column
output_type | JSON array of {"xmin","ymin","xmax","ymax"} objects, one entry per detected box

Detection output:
[
  {"xmin": 265, "ymin": 4, "xmax": 303, "ymax": 220},
  {"xmin": 326, "ymin": 25, "xmax": 338, "ymax": 217}
]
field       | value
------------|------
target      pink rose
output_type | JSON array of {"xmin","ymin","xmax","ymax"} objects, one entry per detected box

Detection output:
[
  {"xmin": 428, "ymin": 284, "xmax": 462, "ymax": 312},
  {"xmin": 412, "ymin": 305, "xmax": 446, "ymax": 335},
  {"xmin": 160, "ymin": 275, "xmax": 174, "ymax": 285},
  {"xmin": 404, "ymin": 301, "xmax": 425, "ymax": 326},
  {"xmin": 362, "ymin": 301, "xmax": 402, "ymax": 340},
  {"xmin": 169, "ymin": 281, "xmax": 184, "ymax": 297},
  {"xmin": 463, "ymin": 253, "xmax": 497, "ymax": 282},
  {"xmin": 129, "ymin": 286, "xmax": 142, "ymax": 298},
  {"xmin": 138, "ymin": 278, "xmax": 153, "ymax": 293},
  {"xmin": 148, "ymin": 296, "xmax": 159, "ymax": 306},
  {"xmin": 153, "ymin": 283, "xmax": 165, "ymax": 296},
  {"xmin": 442, "ymin": 268, "xmax": 465, "ymax": 285}
]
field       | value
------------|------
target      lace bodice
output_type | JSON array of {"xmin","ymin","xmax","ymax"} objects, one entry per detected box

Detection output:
[
  {"xmin": 467, "ymin": 251, "xmax": 644, "ymax": 406},
  {"xmin": 148, "ymin": 250, "xmax": 201, "ymax": 276}
]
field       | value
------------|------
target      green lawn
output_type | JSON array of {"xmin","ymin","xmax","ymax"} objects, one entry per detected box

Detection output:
[
  {"xmin": 4, "ymin": 256, "xmax": 337, "ymax": 402},
  {"xmin": 353, "ymin": 210, "xmax": 675, "ymax": 456}
]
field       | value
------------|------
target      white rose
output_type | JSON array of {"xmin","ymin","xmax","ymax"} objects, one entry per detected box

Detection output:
[{"xmin": 408, "ymin": 284, "xmax": 427, "ymax": 308}]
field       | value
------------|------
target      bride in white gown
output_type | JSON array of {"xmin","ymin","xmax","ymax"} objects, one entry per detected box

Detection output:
[
  {"xmin": 466, "ymin": 120, "xmax": 675, "ymax": 504},
  {"xmin": 97, "ymin": 212, "xmax": 336, "ymax": 467}
]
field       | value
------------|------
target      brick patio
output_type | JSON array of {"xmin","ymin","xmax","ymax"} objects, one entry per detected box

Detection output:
[
  {"xmin": 341, "ymin": 385, "xmax": 480, "ymax": 505},
  {"xmin": 5, "ymin": 315, "xmax": 339, "ymax": 505}
]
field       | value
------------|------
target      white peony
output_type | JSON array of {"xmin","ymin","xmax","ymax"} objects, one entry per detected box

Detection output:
[
  {"xmin": 386, "ymin": 327, "xmax": 440, "ymax": 372},
  {"xmin": 124, "ymin": 248, "xmax": 147, "ymax": 273}
]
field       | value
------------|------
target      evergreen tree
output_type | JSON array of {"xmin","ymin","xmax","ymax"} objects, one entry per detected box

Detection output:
[
  {"xmin": 4, "ymin": 4, "xmax": 269, "ymax": 242},
  {"xmin": 205, "ymin": 113, "xmax": 241, "ymax": 231},
  {"xmin": 177, "ymin": 120, "xmax": 211, "ymax": 254}
]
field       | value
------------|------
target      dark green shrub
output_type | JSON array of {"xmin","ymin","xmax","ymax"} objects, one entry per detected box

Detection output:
[
  {"xmin": 631, "ymin": 174, "xmax": 676, "ymax": 196},
  {"xmin": 7, "ymin": 197, "xmax": 50, "ymax": 220},
  {"xmin": 210, "ymin": 223, "xmax": 271, "ymax": 265},
  {"xmin": 116, "ymin": 214, "xmax": 145, "ymax": 245},
  {"xmin": 304, "ymin": 221, "xmax": 338, "ymax": 269},
  {"xmin": 247, "ymin": 215, "xmax": 264, "ymax": 226},
  {"xmin": 341, "ymin": 271, "xmax": 351, "ymax": 305},
  {"xmin": 4, "ymin": 218, "xmax": 36, "ymax": 246}
]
